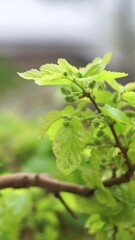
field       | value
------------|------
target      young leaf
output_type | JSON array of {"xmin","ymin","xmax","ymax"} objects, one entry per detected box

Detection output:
[
  {"xmin": 18, "ymin": 62, "xmax": 73, "ymax": 85},
  {"xmin": 128, "ymin": 140, "xmax": 135, "ymax": 163},
  {"xmin": 35, "ymin": 74, "xmax": 71, "ymax": 86},
  {"xmin": 85, "ymin": 214, "xmax": 105, "ymax": 234},
  {"xmin": 47, "ymin": 118, "xmax": 64, "ymax": 140},
  {"xmin": 95, "ymin": 70, "xmax": 128, "ymax": 81},
  {"xmin": 83, "ymin": 63, "xmax": 104, "ymax": 77},
  {"xmin": 95, "ymin": 90, "xmax": 112, "ymax": 103},
  {"xmin": 18, "ymin": 69, "xmax": 42, "ymax": 80},
  {"xmin": 57, "ymin": 58, "xmax": 78, "ymax": 73},
  {"xmin": 100, "ymin": 104, "xmax": 132, "ymax": 125},
  {"xmin": 122, "ymin": 91, "xmax": 135, "ymax": 106},
  {"xmin": 87, "ymin": 149, "xmax": 106, "ymax": 190},
  {"xmin": 102, "ymin": 52, "xmax": 112, "ymax": 65},
  {"xmin": 40, "ymin": 63, "xmax": 62, "ymax": 74},
  {"xmin": 123, "ymin": 82, "xmax": 135, "ymax": 92},
  {"xmin": 81, "ymin": 52, "xmax": 112, "ymax": 77},
  {"xmin": 39, "ymin": 110, "xmax": 62, "ymax": 139},
  {"xmin": 46, "ymin": 105, "xmax": 76, "ymax": 140},
  {"xmin": 53, "ymin": 118, "xmax": 85, "ymax": 175},
  {"xmin": 105, "ymin": 79, "xmax": 123, "ymax": 91}
]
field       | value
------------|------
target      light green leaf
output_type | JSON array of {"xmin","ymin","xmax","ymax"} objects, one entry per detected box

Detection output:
[
  {"xmin": 18, "ymin": 69, "xmax": 42, "ymax": 80},
  {"xmin": 42, "ymin": 105, "xmax": 76, "ymax": 140},
  {"xmin": 85, "ymin": 214, "xmax": 105, "ymax": 234},
  {"xmin": 95, "ymin": 190, "xmax": 117, "ymax": 208},
  {"xmin": 88, "ymin": 149, "xmax": 106, "ymax": 190},
  {"xmin": 113, "ymin": 181, "xmax": 135, "ymax": 207},
  {"xmin": 95, "ymin": 90, "xmax": 112, "ymax": 103},
  {"xmin": 47, "ymin": 118, "xmax": 64, "ymax": 140},
  {"xmin": 100, "ymin": 104, "xmax": 132, "ymax": 125},
  {"xmin": 62, "ymin": 105, "xmax": 76, "ymax": 115},
  {"xmin": 105, "ymin": 78, "xmax": 123, "ymax": 91},
  {"xmin": 122, "ymin": 91, "xmax": 135, "ymax": 106},
  {"xmin": 57, "ymin": 58, "xmax": 78, "ymax": 73},
  {"xmin": 83, "ymin": 63, "xmax": 104, "ymax": 77},
  {"xmin": 102, "ymin": 52, "xmax": 112, "ymax": 65},
  {"xmin": 53, "ymin": 118, "xmax": 85, "ymax": 175},
  {"xmin": 116, "ymin": 228, "xmax": 133, "ymax": 240},
  {"xmin": 39, "ymin": 110, "xmax": 62, "ymax": 139},
  {"xmin": 123, "ymin": 82, "xmax": 135, "ymax": 92},
  {"xmin": 128, "ymin": 140, "xmax": 135, "ymax": 163},
  {"xmin": 96, "ymin": 70, "xmax": 128, "ymax": 81},
  {"xmin": 35, "ymin": 74, "xmax": 71, "ymax": 85},
  {"xmin": 40, "ymin": 63, "xmax": 62, "ymax": 74},
  {"xmin": 18, "ymin": 66, "xmax": 72, "ymax": 86},
  {"xmin": 82, "ymin": 52, "xmax": 112, "ymax": 78}
]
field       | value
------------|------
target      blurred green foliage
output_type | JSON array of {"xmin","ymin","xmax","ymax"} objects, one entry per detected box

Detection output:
[
  {"xmin": 0, "ymin": 112, "xmax": 90, "ymax": 240},
  {"xmin": 0, "ymin": 58, "xmax": 20, "ymax": 96}
]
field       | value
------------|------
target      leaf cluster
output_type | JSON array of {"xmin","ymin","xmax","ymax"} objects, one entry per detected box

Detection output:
[{"xmin": 18, "ymin": 53, "xmax": 135, "ymax": 239}]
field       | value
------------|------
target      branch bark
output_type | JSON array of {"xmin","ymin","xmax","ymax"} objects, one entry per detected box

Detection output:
[
  {"xmin": 0, "ymin": 169, "xmax": 135, "ymax": 196},
  {"xmin": 0, "ymin": 173, "xmax": 94, "ymax": 196}
]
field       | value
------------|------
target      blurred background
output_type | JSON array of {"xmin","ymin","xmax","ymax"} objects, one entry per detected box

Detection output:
[{"xmin": 0, "ymin": 0, "xmax": 135, "ymax": 116}]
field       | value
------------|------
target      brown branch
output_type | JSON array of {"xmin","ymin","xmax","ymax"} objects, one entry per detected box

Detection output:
[
  {"xmin": 85, "ymin": 92, "xmax": 101, "ymax": 114},
  {"xmin": 103, "ymin": 167, "xmax": 135, "ymax": 187},
  {"xmin": 0, "ymin": 173, "xmax": 94, "ymax": 196},
  {"xmin": 0, "ymin": 167, "xmax": 135, "ymax": 196}
]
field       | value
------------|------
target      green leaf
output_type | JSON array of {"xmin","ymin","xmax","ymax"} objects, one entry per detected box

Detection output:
[
  {"xmin": 95, "ymin": 90, "xmax": 112, "ymax": 103},
  {"xmin": 100, "ymin": 104, "xmax": 132, "ymax": 125},
  {"xmin": 113, "ymin": 181, "xmax": 135, "ymax": 207},
  {"xmin": 88, "ymin": 149, "xmax": 106, "ymax": 190},
  {"xmin": 105, "ymin": 79, "xmax": 123, "ymax": 91},
  {"xmin": 95, "ymin": 190, "xmax": 118, "ymax": 208},
  {"xmin": 123, "ymin": 82, "xmax": 135, "ymax": 92},
  {"xmin": 39, "ymin": 110, "xmax": 62, "ymax": 139},
  {"xmin": 47, "ymin": 118, "xmax": 64, "ymax": 140},
  {"xmin": 18, "ymin": 69, "xmax": 42, "ymax": 80},
  {"xmin": 128, "ymin": 140, "xmax": 135, "ymax": 163},
  {"xmin": 40, "ymin": 105, "xmax": 76, "ymax": 140},
  {"xmin": 53, "ymin": 118, "xmax": 85, "ymax": 175},
  {"xmin": 85, "ymin": 214, "xmax": 105, "ymax": 234},
  {"xmin": 122, "ymin": 91, "xmax": 135, "ymax": 106},
  {"xmin": 116, "ymin": 228, "xmax": 133, "ymax": 240},
  {"xmin": 82, "ymin": 52, "xmax": 112, "ymax": 78},
  {"xmin": 18, "ymin": 64, "xmax": 72, "ymax": 86},
  {"xmin": 62, "ymin": 105, "xmax": 75, "ymax": 115},
  {"xmin": 57, "ymin": 58, "xmax": 78, "ymax": 73},
  {"xmin": 96, "ymin": 70, "xmax": 128, "ymax": 81},
  {"xmin": 40, "ymin": 63, "xmax": 62, "ymax": 74},
  {"xmin": 83, "ymin": 63, "xmax": 104, "ymax": 77},
  {"xmin": 102, "ymin": 52, "xmax": 112, "ymax": 65},
  {"xmin": 35, "ymin": 74, "xmax": 71, "ymax": 85}
]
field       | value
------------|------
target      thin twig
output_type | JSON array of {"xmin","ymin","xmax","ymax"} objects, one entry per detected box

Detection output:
[
  {"xmin": 112, "ymin": 225, "xmax": 118, "ymax": 240},
  {"xmin": 54, "ymin": 192, "xmax": 78, "ymax": 219},
  {"xmin": 86, "ymin": 92, "xmax": 133, "ymax": 171},
  {"xmin": 109, "ymin": 123, "xmax": 133, "ymax": 171}
]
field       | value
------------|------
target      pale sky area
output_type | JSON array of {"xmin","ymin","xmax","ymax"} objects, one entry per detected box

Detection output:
[
  {"xmin": 0, "ymin": 0, "xmax": 135, "ymax": 66},
  {"xmin": 0, "ymin": 0, "xmax": 115, "ymax": 45}
]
